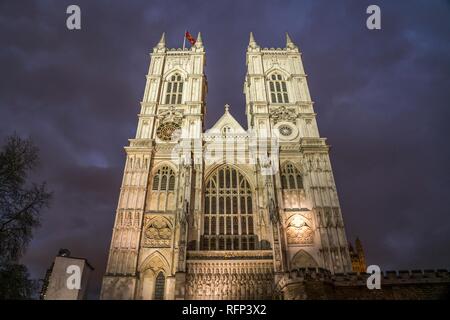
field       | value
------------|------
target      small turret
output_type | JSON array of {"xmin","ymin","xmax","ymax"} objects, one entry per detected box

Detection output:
[
  {"xmin": 349, "ymin": 237, "xmax": 367, "ymax": 273},
  {"xmin": 195, "ymin": 32, "xmax": 203, "ymax": 48},
  {"xmin": 248, "ymin": 32, "xmax": 259, "ymax": 49},
  {"xmin": 286, "ymin": 32, "xmax": 298, "ymax": 50},
  {"xmin": 156, "ymin": 32, "xmax": 166, "ymax": 49}
]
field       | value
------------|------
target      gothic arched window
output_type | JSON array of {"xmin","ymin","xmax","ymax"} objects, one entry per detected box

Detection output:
[
  {"xmin": 281, "ymin": 163, "xmax": 303, "ymax": 190},
  {"xmin": 165, "ymin": 74, "xmax": 183, "ymax": 104},
  {"xmin": 154, "ymin": 272, "xmax": 165, "ymax": 300},
  {"xmin": 202, "ymin": 166, "xmax": 256, "ymax": 250},
  {"xmin": 148, "ymin": 166, "xmax": 176, "ymax": 211},
  {"xmin": 152, "ymin": 166, "xmax": 176, "ymax": 191},
  {"xmin": 269, "ymin": 73, "xmax": 289, "ymax": 104}
]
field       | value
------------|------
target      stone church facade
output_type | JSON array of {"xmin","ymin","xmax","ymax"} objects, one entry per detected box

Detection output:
[{"xmin": 100, "ymin": 33, "xmax": 450, "ymax": 300}]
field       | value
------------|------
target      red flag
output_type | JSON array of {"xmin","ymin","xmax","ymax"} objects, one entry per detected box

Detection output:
[{"xmin": 185, "ymin": 31, "xmax": 196, "ymax": 46}]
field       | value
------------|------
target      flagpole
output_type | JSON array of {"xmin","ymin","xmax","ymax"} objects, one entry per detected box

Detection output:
[{"xmin": 183, "ymin": 30, "xmax": 186, "ymax": 50}]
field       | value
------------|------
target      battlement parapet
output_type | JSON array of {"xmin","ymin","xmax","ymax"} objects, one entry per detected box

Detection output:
[{"xmin": 280, "ymin": 268, "xmax": 450, "ymax": 287}]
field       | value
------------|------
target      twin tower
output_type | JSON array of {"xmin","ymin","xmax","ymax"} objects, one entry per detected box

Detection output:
[{"xmin": 100, "ymin": 32, "xmax": 353, "ymax": 300}]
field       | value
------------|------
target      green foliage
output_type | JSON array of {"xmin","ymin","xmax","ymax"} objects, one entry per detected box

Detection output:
[{"xmin": 0, "ymin": 263, "xmax": 38, "ymax": 299}]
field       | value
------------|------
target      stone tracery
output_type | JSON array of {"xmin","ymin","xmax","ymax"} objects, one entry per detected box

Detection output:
[
  {"xmin": 202, "ymin": 165, "xmax": 257, "ymax": 251},
  {"xmin": 143, "ymin": 216, "xmax": 173, "ymax": 247}
]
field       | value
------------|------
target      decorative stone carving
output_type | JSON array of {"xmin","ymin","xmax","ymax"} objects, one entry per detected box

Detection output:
[
  {"xmin": 187, "ymin": 250, "xmax": 273, "ymax": 260},
  {"xmin": 269, "ymin": 198, "xmax": 280, "ymax": 224},
  {"xmin": 158, "ymin": 106, "xmax": 183, "ymax": 125},
  {"xmin": 156, "ymin": 107, "xmax": 183, "ymax": 141},
  {"xmin": 129, "ymin": 139, "xmax": 152, "ymax": 148},
  {"xmin": 270, "ymin": 106, "xmax": 297, "ymax": 124},
  {"xmin": 185, "ymin": 261, "xmax": 274, "ymax": 300},
  {"xmin": 278, "ymin": 124, "xmax": 293, "ymax": 136},
  {"xmin": 274, "ymin": 121, "xmax": 298, "ymax": 141},
  {"xmin": 143, "ymin": 216, "xmax": 172, "ymax": 247},
  {"xmin": 286, "ymin": 214, "xmax": 314, "ymax": 245},
  {"xmin": 145, "ymin": 253, "xmax": 168, "ymax": 272},
  {"xmin": 167, "ymin": 59, "xmax": 181, "ymax": 69},
  {"xmin": 290, "ymin": 250, "xmax": 318, "ymax": 269},
  {"xmin": 156, "ymin": 122, "xmax": 181, "ymax": 142}
]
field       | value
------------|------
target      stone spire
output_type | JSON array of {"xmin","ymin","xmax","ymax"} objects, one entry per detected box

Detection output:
[
  {"xmin": 354, "ymin": 237, "xmax": 367, "ymax": 272},
  {"xmin": 286, "ymin": 32, "xmax": 298, "ymax": 50},
  {"xmin": 248, "ymin": 32, "xmax": 259, "ymax": 49},
  {"xmin": 195, "ymin": 32, "xmax": 203, "ymax": 48},
  {"xmin": 156, "ymin": 32, "xmax": 166, "ymax": 49},
  {"xmin": 355, "ymin": 237, "xmax": 364, "ymax": 254}
]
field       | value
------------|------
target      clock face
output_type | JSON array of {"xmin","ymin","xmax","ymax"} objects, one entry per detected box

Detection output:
[
  {"xmin": 275, "ymin": 122, "xmax": 298, "ymax": 141},
  {"xmin": 278, "ymin": 124, "xmax": 293, "ymax": 137},
  {"xmin": 156, "ymin": 122, "xmax": 181, "ymax": 141}
]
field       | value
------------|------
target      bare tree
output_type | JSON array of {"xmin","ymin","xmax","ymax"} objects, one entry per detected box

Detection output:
[{"xmin": 0, "ymin": 134, "xmax": 51, "ymax": 299}]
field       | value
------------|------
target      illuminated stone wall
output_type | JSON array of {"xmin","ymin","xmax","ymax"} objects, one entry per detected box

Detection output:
[
  {"xmin": 185, "ymin": 251, "xmax": 274, "ymax": 300},
  {"xmin": 277, "ymin": 268, "xmax": 450, "ymax": 300}
]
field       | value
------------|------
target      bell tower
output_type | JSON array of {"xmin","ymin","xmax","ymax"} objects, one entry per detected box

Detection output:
[
  {"xmin": 101, "ymin": 32, "xmax": 207, "ymax": 300},
  {"xmin": 244, "ymin": 33, "xmax": 352, "ymax": 274}
]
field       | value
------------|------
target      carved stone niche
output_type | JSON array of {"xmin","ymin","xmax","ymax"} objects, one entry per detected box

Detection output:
[
  {"xmin": 285, "ymin": 213, "xmax": 314, "ymax": 245},
  {"xmin": 143, "ymin": 216, "xmax": 173, "ymax": 248}
]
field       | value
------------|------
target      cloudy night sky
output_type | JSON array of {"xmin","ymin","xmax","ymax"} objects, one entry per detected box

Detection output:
[{"xmin": 1, "ymin": 0, "xmax": 449, "ymax": 298}]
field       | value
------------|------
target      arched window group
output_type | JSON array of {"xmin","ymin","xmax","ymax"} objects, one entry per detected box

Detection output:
[
  {"xmin": 281, "ymin": 163, "xmax": 303, "ymax": 190},
  {"xmin": 269, "ymin": 73, "xmax": 289, "ymax": 104},
  {"xmin": 165, "ymin": 74, "xmax": 183, "ymax": 104},
  {"xmin": 202, "ymin": 166, "xmax": 256, "ymax": 250},
  {"xmin": 152, "ymin": 166, "xmax": 176, "ymax": 192},
  {"xmin": 148, "ymin": 166, "xmax": 176, "ymax": 211}
]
